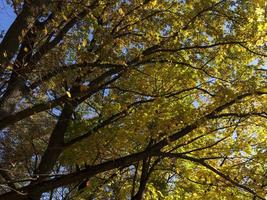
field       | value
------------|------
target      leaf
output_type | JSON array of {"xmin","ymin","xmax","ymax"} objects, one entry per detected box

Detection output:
[
  {"xmin": 82, "ymin": 39, "xmax": 87, "ymax": 47},
  {"xmin": 150, "ymin": 0, "xmax": 157, "ymax": 7},
  {"xmin": 6, "ymin": 65, "xmax": 13, "ymax": 71},
  {"xmin": 63, "ymin": 14, "xmax": 68, "ymax": 21},
  {"xmin": 66, "ymin": 91, "xmax": 71, "ymax": 98},
  {"xmin": 44, "ymin": 27, "xmax": 48, "ymax": 35},
  {"xmin": 118, "ymin": 8, "xmax": 124, "ymax": 16}
]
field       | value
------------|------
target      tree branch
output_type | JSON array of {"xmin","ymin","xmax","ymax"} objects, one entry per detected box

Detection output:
[
  {"xmin": 0, "ymin": 0, "xmax": 50, "ymax": 66},
  {"xmin": 158, "ymin": 152, "xmax": 265, "ymax": 200}
]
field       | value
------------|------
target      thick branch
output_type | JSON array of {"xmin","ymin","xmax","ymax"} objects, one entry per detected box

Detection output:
[
  {"xmin": 0, "ymin": 0, "xmax": 50, "ymax": 66},
  {"xmin": 34, "ymin": 103, "xmax": 73, "ymax": 178},
  {"xmin": 132, "ymin": 159, "xmax": 150, "ymax": 200},
  {"xmin": 0, "ymin": 68, "xmax": 123, "ymax": 129}
]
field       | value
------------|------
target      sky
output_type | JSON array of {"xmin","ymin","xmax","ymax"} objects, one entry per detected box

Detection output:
[{"xmin": 0, "ymin": 0, "xmax": 15, "ymax": 40}]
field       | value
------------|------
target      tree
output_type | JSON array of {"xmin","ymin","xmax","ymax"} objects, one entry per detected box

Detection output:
[{"xmin": 0, "ymin": 0, "xmax": 266, "ymax": 199}]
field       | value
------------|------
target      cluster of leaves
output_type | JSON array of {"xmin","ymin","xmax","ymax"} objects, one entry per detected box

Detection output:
[{"xmin": 0, "ymin": 0, "xmax": 266, "ymax": 199}]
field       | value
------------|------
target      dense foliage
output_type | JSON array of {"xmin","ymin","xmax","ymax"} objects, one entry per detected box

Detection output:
[{"xmin": 0, "ymin": 0, "xmax": 266, "ymax": 199}]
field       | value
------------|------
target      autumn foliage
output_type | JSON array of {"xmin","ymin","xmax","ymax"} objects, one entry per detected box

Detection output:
[{"xmin": 0, "ymin": 0, "xmax": 266, "ymax": 199}]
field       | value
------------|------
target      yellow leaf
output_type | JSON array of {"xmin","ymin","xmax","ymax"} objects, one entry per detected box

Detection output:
[
  {"xmin": 44, "ymin": 27, "xmax": 48, "ymax": 35},
  {"xmin": 24, "ymin": 47, "xmax": 29, "ymax": 52},
  {"xmin": 150, "ymin": 0, "xmax": 157, "ymax": 7},
  {"xmin": 66, "ymin": 91, "xmax": 71, "ymax": 98},
  {"xmin": 118, "ymin": 8, "xmax": 124, "ymax": 16},
  {"xmin": 82, "ymin": 39, "xmax": 87, "ymax": 47},
  {"xmin": 63, "ymin": 14, "xmax": 68, "ymax": 21},
  {"xmin": 6, "ymin": 65, "xmax": 13, "ymax": 71},
  {"xmin": 3, "ymin": 51, "xmax": 7, "ymax": 57}
]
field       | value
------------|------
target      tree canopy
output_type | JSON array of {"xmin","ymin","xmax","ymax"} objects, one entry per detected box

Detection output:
[{"xmin": 0, "ymin": 0, "xmax": 266, "ymax": 199}]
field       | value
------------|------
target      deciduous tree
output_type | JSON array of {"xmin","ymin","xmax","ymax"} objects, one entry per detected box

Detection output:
[{"xmin": 0, "ymin": 0, "xmax": 266, "ymax": 199}]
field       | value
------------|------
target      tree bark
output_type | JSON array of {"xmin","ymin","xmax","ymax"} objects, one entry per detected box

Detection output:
[{"xmin": 0, "ymin": 0, "xmax": 50, "ymax": 66}]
